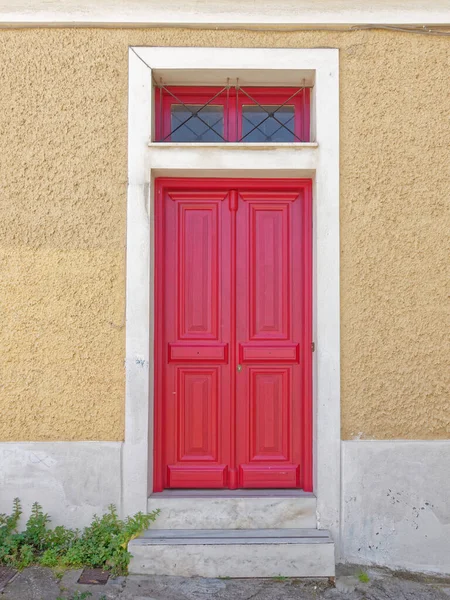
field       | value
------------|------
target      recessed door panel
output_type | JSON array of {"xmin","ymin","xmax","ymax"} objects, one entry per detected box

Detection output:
[
  {"xmin": 250, "ymin": 203, "xmax": 290, "ymax": 340},
  {"xmin": 249, "ymin": 368, "xmax": 290, "ymax": 461},
  {"xmin": 178, "ymin": 368, "xmax": 219, "ymax": 462},
  {"xmin": 179, "ymin": 203, "xmax": 219, "ymax": 339},
  {"xmin": 239, "ymin": 343, "xmax": 299, "ymax": 363}
]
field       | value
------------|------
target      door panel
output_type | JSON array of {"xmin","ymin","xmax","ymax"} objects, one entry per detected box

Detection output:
[
  {"xmin": 249, "ymin": 201, "xmax": 291, "ymax": 340},
  {"xmin": 249, "ymin": 368, "xmax": 290, "ymax": 461},
  {"xmin": 154, "ymin": 179, "xmax": 312, "ymax": 492},
  {"xmin": 160, "ymin": 189, "xmax": 231, "ymax": 489},
  {"xmin": 235, "ymin": 190, "xmax": 306, "ymax": 489},
  {"xmin": 178, "ymin": 201, "xmax": 219, "ymax": 340},
  {"xmin": 239, "ymin": 343, "xmax": 299, "ymax": 363},
  {"xmin": 178, "ymin": 368, "xmax": 219, "ymax": 462}
]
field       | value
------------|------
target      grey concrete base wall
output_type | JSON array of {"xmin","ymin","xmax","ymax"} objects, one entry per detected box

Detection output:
[
  {"xmin": 0, "ymin": 442, "xmax": 122, "ymax": 529},
  {"xmin": 341, "ymin": 440, "xmax": 450, "ymax": 575},
  {"xmin": 2, "ymin": 439, "xmax": 449, "ymax": 576}
]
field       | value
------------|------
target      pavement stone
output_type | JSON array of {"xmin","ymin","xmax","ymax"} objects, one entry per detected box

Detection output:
[
  {"xmin": 1, "ymin": 566, "xmax": 450, "ymax": 600},
  {"xmin": 1, "ymin": 566, "xmax": 60, "ymax": 600}
]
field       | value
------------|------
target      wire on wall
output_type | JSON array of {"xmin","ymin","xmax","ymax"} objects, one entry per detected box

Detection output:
[{"xmin": 153, "ymin": 24, "xmax": 450, "ymax": 37}]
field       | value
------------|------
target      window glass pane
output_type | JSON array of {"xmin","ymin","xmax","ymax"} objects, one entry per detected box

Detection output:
[
  {"xmin": 242, "ymin": 105, "xmax": 295, "ymax": 142},
  {"xmin": 170, "ymin": 105, "xmax": 224, "ymax": 142}
]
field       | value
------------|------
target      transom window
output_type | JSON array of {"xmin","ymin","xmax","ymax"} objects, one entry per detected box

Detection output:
[{"xmin": 154, "ymin": 85, "xmax": 310, "ymax": 143}]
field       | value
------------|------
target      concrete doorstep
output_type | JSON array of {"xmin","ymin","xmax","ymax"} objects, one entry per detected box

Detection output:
[{"xmin": 1, "ymin": 566, "xmax": 450, "ymax": 600}]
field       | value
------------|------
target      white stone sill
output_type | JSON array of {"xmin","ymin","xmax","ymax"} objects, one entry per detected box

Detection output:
[
  {"xmin": 147, "ymin": 142, "xmax": 319, "ymax": 174},
  {"xmin": 151, "ymin": 489, "xmax": 316, "ymax": 498},
  {"xmin": 148, "ymin": 142, "xmax": 319, "ymax": 149}
]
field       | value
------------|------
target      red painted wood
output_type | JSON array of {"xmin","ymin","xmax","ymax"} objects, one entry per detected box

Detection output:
[
  {"xmin": 155, "ymin": 87, "xmax": 310, "ymax": 142},
  {"xmin": 154, "ymin": 185, "xmax": 231, "ymax": 489},
  {"xmin": 169, "ymin": 343, "xmax": 228, "ymax": 363},
  {"xmin": 154, "ymin": 178, "xmax": 312, "ymax": 491},
  {"xmin": 155, "ymin": 87, "xmax": 230, "ymax": 142},
  {"xmin": 235, "ymin": 187, "xmax": 311, "ymax": 489},
  {"xmin": 235, "ymin": 87, "xmax": 311, "ymax": 143},
  {"xmin": 301, "ymin": 181, "xmax": 313, "ymax": 491},
  {"xmin": 228, "ymin": 189, "xmax": 238, "ymax": 489},
  {"xmin": 240, "ymin": 343, "xmax": 299, "ymax": 363},
  {"xmin": 168, "ymin": 465, "xmax": 228, "ymax": 488},
  {"xmin": 239, "ymin": 465, "xmax": 300, "ymax": 488}
]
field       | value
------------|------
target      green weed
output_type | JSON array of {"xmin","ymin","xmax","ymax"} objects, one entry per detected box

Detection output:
[
  {"xmin": 56, "ymin": 593, "xmax": 92, "ymax": 600},
  {"xmin": 0, "ymin": 498, "xmax": 159, "ymax": 576},
  {"xmin": 358, "ymin": 570, "xmax": 370, "ymax": 583}
]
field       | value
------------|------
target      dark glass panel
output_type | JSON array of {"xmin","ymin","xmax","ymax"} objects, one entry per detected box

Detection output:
[
  {"xmin": 170, "ymin": 104, "xmax": 224, "ymax": 142},
  {"xmin": 242, "ymin": 105, "xmax": 295, "ymax": 142}
]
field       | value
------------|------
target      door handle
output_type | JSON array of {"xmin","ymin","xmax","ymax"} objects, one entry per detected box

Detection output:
[{"xmin": 237, "ymin": 364, "xmax": 242, "ymax": 372}]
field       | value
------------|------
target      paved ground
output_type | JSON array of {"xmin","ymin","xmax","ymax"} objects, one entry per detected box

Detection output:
[{"xmin": 1, "ymin": 565, "xmax": 450, "ymax": 600}]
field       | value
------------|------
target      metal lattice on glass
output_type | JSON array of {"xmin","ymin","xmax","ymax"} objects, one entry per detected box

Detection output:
[
  {"xmin": 155, "ymin": 81, "xmax": 310, "ymax": 143},
  {"xmin": 159, "ymin": 84, "xmax": 228, "ymax": 142},
  {"xmin": 238, "ymin": 86, "xmax": 304, "ymax": 142},
  {"xmin": 171, "ymin": 104, "xmax": 224, "ymax": 142}
]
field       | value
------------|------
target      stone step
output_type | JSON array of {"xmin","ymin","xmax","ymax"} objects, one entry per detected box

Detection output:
[
  {"xmin": 129, "ymin": 528, "xmax": 335, "ymax": 577},
  {"xmin": 148, "ymin": 490, "xmax": 317, "ymax": 530}
]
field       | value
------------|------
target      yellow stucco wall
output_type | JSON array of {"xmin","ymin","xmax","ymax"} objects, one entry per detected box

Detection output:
[{"xmin": 0, "ymin": 28, "xmax": 449, "ymax": 441}]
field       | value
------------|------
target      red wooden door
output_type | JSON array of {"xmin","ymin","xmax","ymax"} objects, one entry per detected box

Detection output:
[
  {"xmin": 235, "ymin": 189, "xmax": 312, "ymax": 489},
  {"xmin": 154, "ymin": 179, "xmax": 312, "ymax": 492}
]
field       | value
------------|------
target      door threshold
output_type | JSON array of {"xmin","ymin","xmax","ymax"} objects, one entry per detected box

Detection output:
[{"xmin": 150, "ymin": 489, "xmax": 315, "ymax": 499}]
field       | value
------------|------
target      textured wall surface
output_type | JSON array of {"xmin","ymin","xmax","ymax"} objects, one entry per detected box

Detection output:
[
  {"xmin": 342, "ymin": 441, "xmax": 450, "ymax": 574},
  {"xmin": 0, "ymin": 442, "xmax": 122, "ymax": 527},
  {"xmin": 0, "ymin": 28, "xmax": 448, "ymax": 441}
]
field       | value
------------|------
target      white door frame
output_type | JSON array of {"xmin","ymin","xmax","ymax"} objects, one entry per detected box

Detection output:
[{"xmin": 124, "ymin": 46, "xmax": 340, "ymax": 546}]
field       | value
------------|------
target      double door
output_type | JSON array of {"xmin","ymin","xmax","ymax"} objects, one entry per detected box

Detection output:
[{"xmin": 154, "ymin": 179, "xmax": 312, "ymax": 491}]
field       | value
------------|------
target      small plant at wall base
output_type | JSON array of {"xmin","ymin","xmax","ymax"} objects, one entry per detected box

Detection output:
[
  {"xmin": 56, "ymin": 593, "xmax": 93, "ymax": 600},
  {"xmin": 0, "ymin": 499, "xmax": 159, "ymax": 575},
  {"xmin": 357, "ymin": 570, "xmax": 370, "ymax": 583}
]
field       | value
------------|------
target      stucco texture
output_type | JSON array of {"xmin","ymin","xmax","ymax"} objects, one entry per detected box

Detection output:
[{"xmin": 0, "ymin": 28, "xmax": 448, "ymax": 441}]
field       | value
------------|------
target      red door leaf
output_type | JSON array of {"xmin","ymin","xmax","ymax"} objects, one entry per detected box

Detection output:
[{"xmin": 154, "ymin": 179, "xmax": 312, "ymax": 491}]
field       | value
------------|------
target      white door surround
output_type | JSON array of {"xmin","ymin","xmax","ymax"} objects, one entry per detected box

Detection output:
[{"xmin": 124, "ymin": 46, "xmax": 340, "ymax": 545}]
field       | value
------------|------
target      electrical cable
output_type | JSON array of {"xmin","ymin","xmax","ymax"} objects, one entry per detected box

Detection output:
[{"xmin": 145, "ymin": 23, "xmax": 450, "ymax": 37}]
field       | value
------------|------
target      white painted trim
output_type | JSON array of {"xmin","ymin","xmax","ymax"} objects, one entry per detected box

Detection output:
[
  {"xmin": 125, "ymin": 47, "xmax": 340, "ymax": 550},
  {"xmin": 313, "ymin": 53, "xmax": 340, "ymax": 543},
  {"xmin": 147, "ymin": 145, "xmax": 318, "ymax": 177},
  {"xmin": 149, "ymin": 143, "xmax": 319, "ymax": 148},
  {"xmin": 140, "ymin": 46, "xmax": 329, "ymax": 84},
  {"xmin": 123, "ymin": 49, "xmax": 153, "ymax": 516},
  {"xmin": 1, "ymin": 0, "xmax": 449, "ymax": 27}
]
